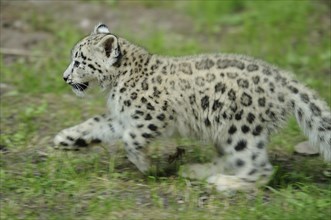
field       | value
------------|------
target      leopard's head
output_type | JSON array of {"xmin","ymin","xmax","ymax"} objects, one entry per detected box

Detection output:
[{"xmin": 63, "ymin": 23, "xmax": 122, "ymax": 96}]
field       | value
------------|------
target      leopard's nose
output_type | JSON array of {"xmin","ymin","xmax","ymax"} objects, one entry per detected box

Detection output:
[{"xmin": 63, "ymin": 76, "xmax": 68, "ymax": 82}]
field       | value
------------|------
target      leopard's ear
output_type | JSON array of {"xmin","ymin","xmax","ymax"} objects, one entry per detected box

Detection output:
[
  {"xmin": 92, "ymin": 23, "xmax": 110, "ymax": 34},
  {"xmin": 97, "ymin": 34, "xmax": 119, "ymax": 58}
]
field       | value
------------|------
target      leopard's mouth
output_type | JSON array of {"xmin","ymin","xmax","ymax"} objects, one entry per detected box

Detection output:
[{"xmin": 71, "ymin": 82, "xmax": 89, "ymax": 91}]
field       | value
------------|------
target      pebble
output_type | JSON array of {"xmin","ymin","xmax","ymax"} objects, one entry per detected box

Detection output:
[{"xmin": 294, "ymin": 141, "xmax": 319, "ymax": 156}]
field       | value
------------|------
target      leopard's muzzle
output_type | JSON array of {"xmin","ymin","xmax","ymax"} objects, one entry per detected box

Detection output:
[{"xmin": 71, "ymin": 82, "xmax": 89, "ymax": 91}]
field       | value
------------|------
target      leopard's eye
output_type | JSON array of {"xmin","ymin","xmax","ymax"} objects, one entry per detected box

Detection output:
[{"xmin": 74, "ymin": 61, "xmax": 80, "ymax": 68}]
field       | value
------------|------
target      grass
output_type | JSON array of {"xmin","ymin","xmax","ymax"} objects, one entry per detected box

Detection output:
[{"xmin": 1, "ymin": 0, "xmax": 331, "ymax": 219}]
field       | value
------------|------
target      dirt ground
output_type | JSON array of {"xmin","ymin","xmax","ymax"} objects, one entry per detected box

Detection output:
[{"xmin": 0, "ymin": 0, "xmax": 201, "ymax": 65}]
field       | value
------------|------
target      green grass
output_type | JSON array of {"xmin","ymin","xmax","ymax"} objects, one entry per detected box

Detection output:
[{"xmin": 1, "ymin": 0, "xmax": 331, "ymax": 219}]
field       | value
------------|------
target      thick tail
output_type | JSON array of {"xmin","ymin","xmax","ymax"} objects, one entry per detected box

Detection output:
[{"xmin": 288, "ymin": 82, "xmax": 331, "ymax": 161}]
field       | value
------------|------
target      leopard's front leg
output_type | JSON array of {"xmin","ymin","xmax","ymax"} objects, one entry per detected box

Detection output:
[
  {"xmin": 119, "ymin": 108, "xmax": 176, "ymax": 173},
  {"xmin": 54, "ymin": 114, "xmax": 120, "ymax": 150}
]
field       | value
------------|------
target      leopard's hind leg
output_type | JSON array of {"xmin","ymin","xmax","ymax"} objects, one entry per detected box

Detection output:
[{"xmin": 182, "ymin": 129, "xmax": 273, "ymax": 192}]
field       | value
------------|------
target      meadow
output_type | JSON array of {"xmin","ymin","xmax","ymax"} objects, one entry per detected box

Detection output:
[{"xmin": 1, "ymin": 1, "xmax": 330, "ymax": 219}]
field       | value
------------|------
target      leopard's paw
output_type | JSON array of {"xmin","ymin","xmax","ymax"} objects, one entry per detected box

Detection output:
[{"xmin": 53, "ymin": 129, "xmax": 89, "ymax": 151}]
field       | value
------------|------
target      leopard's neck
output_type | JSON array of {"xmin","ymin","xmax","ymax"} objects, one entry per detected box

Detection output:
[{"xmin": 107, "ymin": 38, "xmax": 152, "ymax": 85}]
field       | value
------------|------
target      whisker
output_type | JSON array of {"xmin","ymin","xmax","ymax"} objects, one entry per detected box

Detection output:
[{"xmin": 78, "ymin": 84, "xmax": 86, "ymax": 96}]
